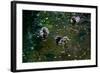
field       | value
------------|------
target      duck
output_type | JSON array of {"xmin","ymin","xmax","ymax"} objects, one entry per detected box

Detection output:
[
  {"xmin": 55, "ymin": 36, "xmax": 70, "ymax": 45},
  {"xmin": 71, "ymin": 16, "xmax": 80, "ymax": 24},
  {"xmin": 39, "ymin": 27, "xmax": 49, "ymax": 40}
]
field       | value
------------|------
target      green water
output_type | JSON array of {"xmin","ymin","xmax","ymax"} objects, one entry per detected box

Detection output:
[{"xmin": 22, "ymin": 10, "xmax": 91, "ymax": 63}]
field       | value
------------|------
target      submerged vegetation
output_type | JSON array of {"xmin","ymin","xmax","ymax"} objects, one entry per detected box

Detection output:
[{"xmin": 23, "ymin": 10, "xmax": 91, "ymax": 63}]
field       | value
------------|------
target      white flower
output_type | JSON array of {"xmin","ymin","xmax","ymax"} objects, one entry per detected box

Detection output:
[
  {"xmin": 68, "ymin": 54, "xmax": 71, "ymax": 57},
  {"xmin": 31, "ymin": 47, "xmax": 34, "ymax": 50}
]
